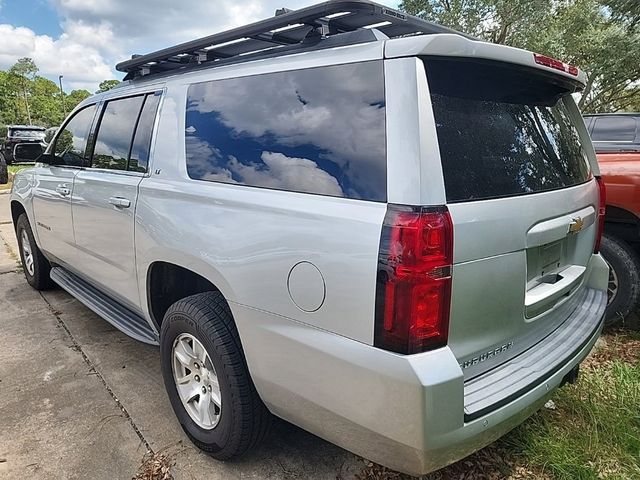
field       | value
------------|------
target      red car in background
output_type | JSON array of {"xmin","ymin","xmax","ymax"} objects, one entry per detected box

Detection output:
[{"xmin": 584, "ymin": 113, "xmax": 640, "ymax": 324}]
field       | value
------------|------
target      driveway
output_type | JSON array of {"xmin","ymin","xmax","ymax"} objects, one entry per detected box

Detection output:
[{"xmin": 0, "ymin": 191, "xmax": 364, "ymax": 479}]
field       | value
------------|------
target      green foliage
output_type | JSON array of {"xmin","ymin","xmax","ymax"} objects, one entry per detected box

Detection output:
[
  {"xmin": 502, "ymin": 342, "xmax": 640, "ymax": 478},
  {"xmin": 0, "ymin": 58, "xmax": 96, "ymax": 128},
  {"xmin": 400, "ymin": 0, "xmax": 640, "ymax": 113},
  {"xmin": 606, "ymin": 0, "xmax": 640, "ymax": 30},
  {"xmin": 9, "ymin": 57, "xmax": 37, "ymax": 79},
  {"xmin": 97, "ymin": 79, "xmax": 120, "ymax": 93}
]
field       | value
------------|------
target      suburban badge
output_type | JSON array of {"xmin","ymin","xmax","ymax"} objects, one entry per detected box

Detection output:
[{"xmin": 459, "ymin": 342, "xmax": 514, "ymax": 369}]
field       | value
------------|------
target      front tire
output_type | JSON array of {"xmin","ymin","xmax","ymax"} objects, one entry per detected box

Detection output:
[
  {"xmin": 600, "ymin": 233, "xmax": 640, "ymax": 324},
  {"xmin": 16, "ymin": 213, "xmax": 53, "ymax": 290},
  {"xmin": 160, "ymin": 291, "xmax": 271, "ymax": 459}
]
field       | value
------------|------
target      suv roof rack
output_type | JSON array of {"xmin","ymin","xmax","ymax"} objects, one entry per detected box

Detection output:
[{"xmin": 116, "ymin": 0, "xmax": 473, "ymax": 80}]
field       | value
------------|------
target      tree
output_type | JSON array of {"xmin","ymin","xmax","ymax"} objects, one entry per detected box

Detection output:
[
  {"xmin": 9, "ymin": 58, "xmax": 38, "ymax": 124},
  {"xmin": 66, "ymin": 89, "xmax": 92, "ymax": 110},
  {"xmin": 0, "ymin": 71, "xmax": 20, "ymax": 125},
  {"xmin": 606, "ymin": 0, "xmax": 640, "ymax": 30},
  {"xmin": 401, "ymin": 0, "xmax": 553, "ymax": 44},
  {"xmin": 0, "ymin": 59, "xmax": 94, "ymax": 128},
  {"xmin": 96, "ymin": 79, "xmax": 120, "ymax": 93},
  {"xmin": 400, "ymin": 0, "xmax": 640, "ymax": 113},
  {"xmin": 30, "ymin": 76, "xmax": 66, "ymax": 126}
]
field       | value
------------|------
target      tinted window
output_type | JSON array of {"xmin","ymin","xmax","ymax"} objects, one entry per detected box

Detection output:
[
  {"xmin": 425, "ymin": 58, "xmax": 591, "ymax": 202},
  {"xmin": 92, "ymin": 96, "xmax": 144, "ymax": 170},
  {"xmin": 53, "ymin": 105, "xmax": 97, "ymax": 166},
  {"xmin": 591, "ymin": 116, "xmax": 637, "ymax": 142},
  {"xmin": 128, "ymin": 93, "xmax": 161, "ymax": 173},
  {"xmin": 9, "ymin": 129, "xmax": 45, "ymax": 139},
  {"xmin": 583, "ymin": 116, "xmax": 594, "ymax": 133},
  {"xmin": 185, "ymin": 61, "xmax": 386, "ymax": 201}
]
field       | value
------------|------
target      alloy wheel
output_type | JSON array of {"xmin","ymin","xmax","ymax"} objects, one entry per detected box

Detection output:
[
  {"xmin": 21, "ymin": 229, "xmax": 35, "ymax": 276},
  {"xmin": 171, "ymin": 333, "xmax": 222, "ymax": 429},
  {"xmin": 606, "ymin": 259, "xmax": 619, "ymax": 305}
]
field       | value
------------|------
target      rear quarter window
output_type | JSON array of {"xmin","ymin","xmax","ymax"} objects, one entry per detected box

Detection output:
[
  {"xmin": 424, "ymin": 57, "xmax": 592, "ymax": 202},
  {"xmin": 591, "ymin": 116, "xmax": 637, "ymax": 142},
  {"xmin": 184, "ymin": 61, "xmax": 387, "ymax": 202}
]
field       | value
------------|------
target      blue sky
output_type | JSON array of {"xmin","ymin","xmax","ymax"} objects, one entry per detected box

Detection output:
[
  {"xmin": 0, "ymin": 0, "xmax": 400, "ymax": 92},
  {"xmin": 0, "ymin": 0, "xmax": 62, "ymax": 37}
]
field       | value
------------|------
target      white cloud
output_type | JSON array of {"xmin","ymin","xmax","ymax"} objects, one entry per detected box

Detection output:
[
  {"xmin": 0, "ymin": 24, "xmax": 112, "ymax": 91},
  {"xmin": 229, "ymin": 151, "xmax": 344, "ymax": 196},
  {"xmin": 1, "ymin": 0, "xmax": 400, "ymax": 92}
]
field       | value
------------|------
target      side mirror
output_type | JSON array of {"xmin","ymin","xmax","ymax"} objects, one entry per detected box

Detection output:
[{"xmin": 13, "ymin": 143, "xmax": 44, "ymax": 163}]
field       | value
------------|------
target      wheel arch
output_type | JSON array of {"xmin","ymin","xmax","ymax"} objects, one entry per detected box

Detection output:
[
  {"xmin": 10, "ymin": 200, "xmax": 27, "ymax": 230},
  {"xmin": 604, "ymin": 205, "xmax": 640, "ymax": 245},
  {"xmin": 145, "ymin": 259, "xmax": 236, "ymax": 331}
]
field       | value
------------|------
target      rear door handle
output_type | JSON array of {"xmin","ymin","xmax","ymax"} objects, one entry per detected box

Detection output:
[
  {"xmin": 55, "ymin": 184, "xmax": 71, "ymax": 196},
  {"xmin": 108, "ymin": 197, "xmax": 131, "ymax": 208}
]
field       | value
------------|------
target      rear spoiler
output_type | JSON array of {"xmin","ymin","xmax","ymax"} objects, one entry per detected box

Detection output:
[{"xmin": 385, "ymin": 34, "xmax": 586, "ymax": 87}]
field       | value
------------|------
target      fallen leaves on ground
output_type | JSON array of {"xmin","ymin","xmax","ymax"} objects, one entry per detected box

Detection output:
[
  {"xmin": 355, "ymin": 446, "xmax": 550, "ymax": 480},
  {"xmin": 132, "ymin": 452, "xmax": 173, "ymax": 480},
  {"xmin": 582, "ymin": 330, "xmax": 640, "ymax": 368}
]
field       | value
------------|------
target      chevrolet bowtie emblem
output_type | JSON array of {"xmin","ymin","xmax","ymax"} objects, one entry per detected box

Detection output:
[{"xmin": 568, "ymin": 217, "xmax": 584, "ymax": 234}]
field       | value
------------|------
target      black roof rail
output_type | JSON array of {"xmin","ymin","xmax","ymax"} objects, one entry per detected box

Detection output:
[{"xmin": 115, "ymin": 0, "xmax": 473, "ymax": 80}]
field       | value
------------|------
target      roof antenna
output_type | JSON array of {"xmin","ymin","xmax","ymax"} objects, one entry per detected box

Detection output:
[{"xmin": 275, "ymin": 8, "xmax": 292, "ymax": 16}]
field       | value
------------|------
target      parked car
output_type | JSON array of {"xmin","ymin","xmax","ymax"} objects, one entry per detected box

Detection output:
[
  {"xmin": 584, "ymin": 113, "xmax": 640, "ymax": 322},
  {"xmin": 10, "ymin": 1, "xmax": 608, "ymax": 475},
  {"xmin": 1, "ymin": 125, "xmax": 47, "ymax": 165}
]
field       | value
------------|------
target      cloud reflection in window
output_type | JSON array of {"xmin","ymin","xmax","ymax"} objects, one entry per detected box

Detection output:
[{"xmin": 185, "ymin": 61, "xmax": 386, "ymax": 201}]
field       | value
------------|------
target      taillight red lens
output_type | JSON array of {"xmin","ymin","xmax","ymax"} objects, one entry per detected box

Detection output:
[
  {"xmin": 374, "ymin": 205, "xmax": 453, "ymax": 354},
  {"xmin": 533, "ymin": 53, "xmax": 579, "ymax": 76},
  {"xmin": 594, "ymin": 177, "xmax": 606, "ymax": 253}
]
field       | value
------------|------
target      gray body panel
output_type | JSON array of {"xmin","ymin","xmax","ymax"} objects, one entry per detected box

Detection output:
[
  {"xmin": 31, "ymin": 165, "xmax": 80, "ymax": 263},
  {"xmin": 10, "ymin": 32, "xmax": 607, "ymax": 476},
  {"xmin": 71, "ymin": 169, "xmax": 143, "ymax": 311}
]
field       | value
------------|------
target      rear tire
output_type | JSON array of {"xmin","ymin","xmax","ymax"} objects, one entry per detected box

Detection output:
[
  {"xmin": 160, "ymin": 291, "xmax": 271, "ymax": 459},
  {"xmin": 16, "ymin": 213, "xmax": 53, "ymax": 290},
  {"xmin": 0, "ymin": 154, "xmax": 7, "ymax": 184},
  {"xmin": 600, "ymin": 233, "xmax": 640, "ymax": 325}
]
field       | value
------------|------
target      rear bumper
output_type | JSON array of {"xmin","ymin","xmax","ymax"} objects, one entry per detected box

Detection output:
[
  {"xmin": 464, "ymin": 287, "xmax": 606, "ymax": 420},
  {"xmin": 232, "ymin": 257, "xmax": 608, "ymax": 476}
]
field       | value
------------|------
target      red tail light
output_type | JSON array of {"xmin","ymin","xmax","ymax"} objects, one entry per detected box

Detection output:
[
  {"xmin": 533, "ymin": 53, "xmax": 579, "ymax": 76},
  {"xmin": 594, "ymin": 177, "xmax": 606, "ymax": 253},
  {"xmin": 374, "ymin": 205, "xmax": 453, "ymax": 354}
]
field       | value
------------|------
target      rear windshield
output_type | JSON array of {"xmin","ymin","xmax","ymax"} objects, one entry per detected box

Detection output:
[
  {"xmin": 424, "ymin": 57, "xmax": 591, "ymax": 202},
  {"xmin": 9, "ymin": 129, "xmax": 45, "ymax": 139}
]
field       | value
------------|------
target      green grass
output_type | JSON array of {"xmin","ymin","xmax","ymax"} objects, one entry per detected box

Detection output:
[
  {"xmin": 8, "ymin": 164, "xmax": 33, "ymax": 175},
  {"xmin": 502, "ymin": 335, "xmax": 640, "ymax": 479}
]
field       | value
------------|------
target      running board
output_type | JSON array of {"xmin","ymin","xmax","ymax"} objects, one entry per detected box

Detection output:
[{"xmin": 50, "ymin": 267, "xmax": 159, "ymax": 345}]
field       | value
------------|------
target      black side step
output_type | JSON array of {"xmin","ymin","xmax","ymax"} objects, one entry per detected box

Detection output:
[{"xmin": 50, "ymin": 267, "xmax": 159, "ymax": 345}]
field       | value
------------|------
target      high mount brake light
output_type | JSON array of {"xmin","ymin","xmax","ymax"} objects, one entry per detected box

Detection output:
[
  {"xmin": 533, "ymin": 53, "xmax": 579, "ymax": 76},
  {"xmin": 374, "ymin": 205, "xmax": 453, "ymax": 354},
  {"xmin": 594, "ymin": 177, "xmax": 606, "ymax": 253}
]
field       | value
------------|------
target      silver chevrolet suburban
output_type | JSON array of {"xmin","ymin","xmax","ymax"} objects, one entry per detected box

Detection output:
[{"xmin": 9, "ymin": 1, "xmax": 608, "ymax": 475}]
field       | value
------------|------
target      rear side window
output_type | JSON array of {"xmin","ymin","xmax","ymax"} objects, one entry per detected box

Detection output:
[
  {"xmin": 424, "ymin": 58, "xmax": 591, "ymax": 202},
  {"xmin": 92, "ymin": 96, "xmax": 144, "ymax": 170},
  {"xmin": 591, "ymin": 116, "xmax": 637, "ymax": 142},
  {"xmin": 129, "ymin": 93, "xmax": 161, "ymax": 173},
  {"xmin": 53, "ymin": 104, "xmax": 97, "ymax": 166},
  {"xmin": 185, "ymin": 61, "xmax": 386, "ymax": 201},
  {"xmin": 91, "ymin": 92, "xmax": 160, "ymax": 172}
]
